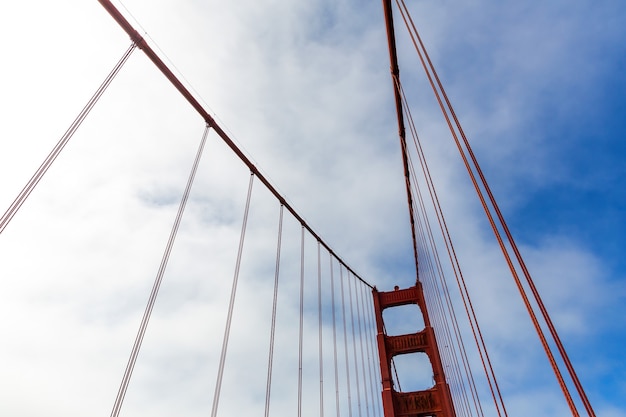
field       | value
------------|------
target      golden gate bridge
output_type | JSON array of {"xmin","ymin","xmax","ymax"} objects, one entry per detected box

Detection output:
[{"xmin": 0, "ymin": 0, "xmax": 605, "ymax": 416}]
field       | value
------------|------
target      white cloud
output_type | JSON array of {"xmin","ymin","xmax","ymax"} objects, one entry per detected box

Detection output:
[{"xmin": 0, "ymin": 0, "xmax": 623, "ymax": 416}]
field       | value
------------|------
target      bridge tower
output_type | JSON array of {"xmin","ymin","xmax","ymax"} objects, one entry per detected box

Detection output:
[{"xmin": 372, "ymin": 283, "xmax": 456, "ymax": 417}]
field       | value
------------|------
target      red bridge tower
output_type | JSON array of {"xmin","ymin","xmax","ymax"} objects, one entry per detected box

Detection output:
[{"xmin": 372, "ymin": 282, "xmax": 456, "ymax": 417}]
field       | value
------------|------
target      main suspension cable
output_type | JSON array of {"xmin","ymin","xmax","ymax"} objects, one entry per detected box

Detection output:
[{"xmin": 97, "ymin": 0, "xmax": 371, "ymax": 290}]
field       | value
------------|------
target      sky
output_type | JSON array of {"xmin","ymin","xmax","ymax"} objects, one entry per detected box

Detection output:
[{"xmin": 0, "ymin": 0, "xmax": 624, "ymax": 416}]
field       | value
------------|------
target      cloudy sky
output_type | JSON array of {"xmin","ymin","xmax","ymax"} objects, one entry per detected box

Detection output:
[{"xmin": 0, "ymin": 0, "xmax": 624, "ymax": 416}]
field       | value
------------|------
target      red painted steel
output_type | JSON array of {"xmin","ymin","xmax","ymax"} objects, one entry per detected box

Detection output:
[
  {"xmin": 373, "ymin": 282, "xmax": 456, "ymax": 417},
  {"xmin": 380, "ymin": 0, "xmax": 420, "ymax": 274}
]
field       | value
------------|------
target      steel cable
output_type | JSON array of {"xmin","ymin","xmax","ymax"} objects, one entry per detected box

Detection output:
[
  {"xmin": 392, "ymin": 1, "xmax": 511, "ymax": 414},
  {"xmin": 298, "ymin": 225, "xmax": 305, "ymax": 417},
  {"xmin": 318, "ymin": 241, "xmax": 326, "ymax": 417},
  {"xmin": 408, "ymin": 154, "xmax": 477, "ymax": 417},
  {"xmin": 359, "ymin": 284, "xmax": 378, "ymax": 417},
  {"xmin": 339, "ymin": 266, "xmax": 354, "ymax": 417},
  {"xmin": 264, "ymin": 204, "xmax": 284, "ymax": 417},
  {"xmin": 395, "ymin": 0, "xmax": 595, "ymax": 414},
  {"xmin": 110, "ymin": 123, "xmax": 211, "ymax": 417},
  {"xmin": 402, "ymin": 100, "xmax": 483, "ymax": 417},
  {"xmin": 329, "ymin": 256, "xmax": 342, "ymax": 417},
  {"xmin": 397, "ymin": 70, "xmax": 497, "ymax": 416},
  {"xmin": 363, "ymin": 289, "xmax": 383, "ymax": 417},
  {"xmin": 210, "ymin": 172, "xmax": 255, "ymax": 417},
  {"xmin": 0, "ymin": 43, "xmax": 136, "ymax": 235},
  {"xmin": 355, "ymin": 281, "xmax": 371, "ymax": 417},
  {"xmin": 347, "ymin": 272, "xmax": 363, "ymax": 417}
]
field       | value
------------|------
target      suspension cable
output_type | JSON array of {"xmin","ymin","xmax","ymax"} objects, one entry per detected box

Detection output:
[
  {"xmin": 264, "ymin": 204, "xmax": 284, "ymax": 417},
  {"xmin": 110, "ymin": 123, "xmax": 210, "ymax": 417},
  {"xmin": 408, "ymin": 151, "xmax": 479, "ymax": 417},
  {"xmin": 390, "ymin": 355, "xmax": 402, "ymax": 393},
  {"xmin": 298, "ymin": 225, "xmax": 305, "ymax": 417},
  {"xmin": 399, "ymin": 80, "xmax": 487, "ymax": 417},
  {"xmin": 363, "ymin": 288, "xmax": 383, "ymax": 417},
  {"xmin": 411, "ymin": 121, "xmax": 484, "ymax": 417},
  {"xmin": 318, "ymin": 241, "xmax": 326, "ymax": 417},
  {"xmin": 390, "ymin": 12, "xmax": 509, "ymax": 408},
  {"xmin": 347, "ymin": 272, "xmax": 363, "ymax": 417},
  {"xmin": 355, "ymin": 281, "xmax": 371, "ymax": 417},
  {"xmin": 408, "ymin": 169, "xmax": 472, "ymax": 416},
  {"xmin": 0, "ymin": 43, "xmax": 136, "ymax": 235},
  {"xmin": 394, "ymin": 1, "xmax": 595, "ymax": 414},
  {"xmin": 407, "ymin": 7, "xmax": 595, "ymax": 413},
  {"xmin": 329, "ymin": 256, "xmax": 342, "ymax": 417},
  {"xmin": 339, "ymin": 266, "xmax": 354, "ymax": 417},
  {"xmin": 211, "ymin": 172, "xmax": 255, "ymax": 417},
  {"xmin": 359, "ymin": 284, "xmax": 378, "ymax": 417},
  {"xmin": 97, "ymin": 0, "xmax": 371, "ymax": 290},
  {"xmin": 360, "ymin": 285, "xmax": 377, "ymax": 416}
]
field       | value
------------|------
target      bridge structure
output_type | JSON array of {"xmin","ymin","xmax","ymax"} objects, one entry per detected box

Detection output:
[{"xmin": 0, "ymin": 1, "xmax": 603, "ymax": 416}]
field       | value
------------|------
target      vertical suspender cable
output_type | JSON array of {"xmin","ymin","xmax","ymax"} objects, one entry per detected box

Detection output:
[
  {"xmin": 264, "ymin": 204, "xmax": 285, "ymax": 417},
  {"xmin": 0, "ymin": 43, "xmax": 136, "ymax": 235},
  {"xmin": 355, "ymin": 281, "xmax": 371, "ymax": 417},
  {"xmin": 97, "ymin": 0, "xmax": 372, "ymax": 294},
  {"xmin": 401, "ymin": 82, "xmax": 484, "ymax": 417},
  {"xmin": 339, "ymin": 266, "xmax": 354, "ymax": 417},
  {"xmin": 364, "ymin": 290, "xmax": 383, "ymax": 417},
  {"xmin": 401, "ymin": 4, "xmax": 595, "ymax": 414},
  {"xmin": 329, "ymin": 256, "xmax": 342, "ymax": 417},
  {"xmin": 298, "ymin": 225, "xmax": 306, "ymax": 417},
  {"xmin": 390, "ymin": 355, "xmax": 403, "ymax": 392},
  {"xmin": 318, "ymin": 241, "xmax": 325, "ymax": 417},
  {"xmin": 400, "ymin": 70, "xmax": 494, "ymax": 415},
  {"xmin": 211, "ymin": 172, "xmax": 255, "ymax": 417},
  {"xmin": 347, "ymin": 272, "xmax": 363, "ymax": 417},
  {"xmin": 359, "ymin": 283, "xmax": 377, "ymax": 417},
  {"xmin": 110, "ymin": 123, "xmax": 211, "ymax": 417},
  {"xmin": 407, "ymin": 170, "xmax": 471, "ymax": 416},
  {"xmin": 396, "ymin": 29, "xmax": 508, "ymax": 410},
  {"xmin": 395, "ymin": 1, "xmax": 594, "ymax": 415},
  {"xmin": 402, "ymin": 108, "xmax": 479, "ymax": 417},
  {"xmin": 408, "ymin": 155, "xmax": 475, "ymax": 417}
]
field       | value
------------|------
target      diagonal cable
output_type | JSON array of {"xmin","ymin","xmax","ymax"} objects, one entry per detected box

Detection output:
[
  {"xmin": 0, "ymin": 43, "xmax": 136, "ymax": 235},
  {"xmin": 110, "ymin": 123, "xmax": 211, "ymax": 417},
  {"xmin": 210, "ymin": 172, "xmax": 255, "ymax": 417}
]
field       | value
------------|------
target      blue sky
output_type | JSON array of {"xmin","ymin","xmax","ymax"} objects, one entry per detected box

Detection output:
[
  {"xmin": 403, "ymin": 1, "xmax": 626, "ymax": 413},
  {"xmin": 0, "ymin": 0, "xmax": 624, "ymax": 416}
]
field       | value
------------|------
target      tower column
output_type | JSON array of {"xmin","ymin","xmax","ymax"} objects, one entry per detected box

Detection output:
[{"xmin": 372, "ymin": 282, "xmax": 456, "ymax": 417}]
